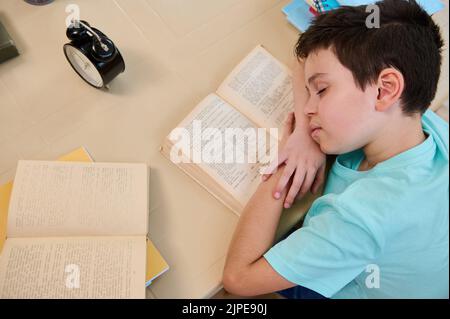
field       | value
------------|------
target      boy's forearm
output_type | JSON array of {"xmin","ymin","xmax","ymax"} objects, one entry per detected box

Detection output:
[
  {"xmin": 223, "ymin": 60, "xmax": 315, "ymax": 277},
  {"xmin": 224, "ymin": 169, "xmax": 287, "ymax": 274}
]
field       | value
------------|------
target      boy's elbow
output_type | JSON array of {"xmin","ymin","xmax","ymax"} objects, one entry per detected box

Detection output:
[
  {"xmin": 222, "ymin": 268, "xmax": 241, "ymax": 295},
  {"xmin": 222, "ymin": 268, "xmax": 251, "ymax": 297}
]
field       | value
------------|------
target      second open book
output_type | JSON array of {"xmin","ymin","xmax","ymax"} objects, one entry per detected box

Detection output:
[
  {"xmin": 0, "ymin": 160, "xmax": 148, "ymax": 298},
  {"xmin": 161, "ymin": 46, "xmax": 294, "ymax": 214}
]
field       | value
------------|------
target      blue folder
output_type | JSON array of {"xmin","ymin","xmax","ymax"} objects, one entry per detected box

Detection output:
[{"xmin": 283, "ymin": 0, "xmax": 444, "ymax": 32}]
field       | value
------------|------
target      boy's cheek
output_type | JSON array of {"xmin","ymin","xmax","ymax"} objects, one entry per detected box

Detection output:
[
  {"xmin": 318, "ymin": 96, "xmax": 376, "ymax": 153},
  {"xmin": 319, "ymin": 125, "xmax": 360, "ymax": 154}
]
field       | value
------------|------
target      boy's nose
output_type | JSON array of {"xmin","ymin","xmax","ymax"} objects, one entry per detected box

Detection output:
[{"xmin": 303, "ymin": 98, "xmax": 317, "ymax": 117}]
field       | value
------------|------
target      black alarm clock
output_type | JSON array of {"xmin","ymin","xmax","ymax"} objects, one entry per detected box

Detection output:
[{"xmin": 63, "ymin": 20, "xmax": 125, "ymax": 89}]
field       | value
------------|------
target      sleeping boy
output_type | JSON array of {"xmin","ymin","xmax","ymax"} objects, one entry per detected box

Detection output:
[{"xmin": 223, "ymin": 0, "xmax": 449, "ymax": 298}]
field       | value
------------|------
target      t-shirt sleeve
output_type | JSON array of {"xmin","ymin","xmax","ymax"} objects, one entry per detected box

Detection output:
[{"xmin": 264, "ymin": 198, "xmax": 385, "ymax": 298}]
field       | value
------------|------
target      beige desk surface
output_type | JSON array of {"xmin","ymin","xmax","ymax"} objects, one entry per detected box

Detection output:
[{"xmin": 0, "ymin": 0, "xmax": 448, "ymax": 299}]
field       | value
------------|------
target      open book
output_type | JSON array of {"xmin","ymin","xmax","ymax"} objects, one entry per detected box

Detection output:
[
  {"xmin": 0, "ymin": 147, "xmax": 169, "ymax": 289},
  {"xmin": 160, "ymin": 45, "xmax": 294, "ymax": 214},
  {"xmin": 0, "ymin": 160, "xmax": 148, "ymax": 299}
]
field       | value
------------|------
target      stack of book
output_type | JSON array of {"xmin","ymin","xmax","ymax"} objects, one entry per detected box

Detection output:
[
  {"xmin": 282, "ymin": 0, "xmax": 444, "ymax": 32},
  {"xmin": 0, "ymin": 147, "xmax": 169, "ymax": 299},
  {"xmin": 282, "ymin": 0, "xmax": 340, "ymax": 32}
]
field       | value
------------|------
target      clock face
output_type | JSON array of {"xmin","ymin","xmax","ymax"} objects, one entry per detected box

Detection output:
[{"xmin": 64, "ymin": 44, "xmax": 104, "ymax": 88}]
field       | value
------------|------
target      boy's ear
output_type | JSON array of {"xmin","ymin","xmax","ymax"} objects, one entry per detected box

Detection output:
[{"xmin": 375, "ymin": 68, "xmax": 405, "ymax": 112}]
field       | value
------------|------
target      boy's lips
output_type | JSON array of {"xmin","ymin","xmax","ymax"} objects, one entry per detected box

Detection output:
[
  {"xmin": 310, "ymin": 123, "xmax": 322, "ymax": 136},
  {"xmin": 311, "ymin": 128, "xmax": 322, "ymax": 139}
]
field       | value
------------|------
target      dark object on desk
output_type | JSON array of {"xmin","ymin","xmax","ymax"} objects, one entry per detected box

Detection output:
[
  {"xmin": 0, "ymin": 21, "xmax": 19, "ymax": 64},
  {"xmin": 24, "ymin": 0, "xmax": 54, "ymax": 5},
  {"xmin": 63, "ymin": 20, "xmax": 125, "ymax": 89}
]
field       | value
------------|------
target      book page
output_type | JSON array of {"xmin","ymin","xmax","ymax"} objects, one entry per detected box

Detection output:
[
  {"xmin": 0, "ymin": 236, "xmax": 146, "ymax": 299},
  {"xmin": 161, "ymin": 138, "xmax": 244, "ymax": 215},
  {"xmin": 168, "ymin": 94, "xmax": 277, "ymax": 206},
  {"xmin": 217, "ymin": 45, "xmax": 294, "ymax": 133},
  {"xmin": 7, "ymin": 161, "xmax": 148, "ymax": 238}
]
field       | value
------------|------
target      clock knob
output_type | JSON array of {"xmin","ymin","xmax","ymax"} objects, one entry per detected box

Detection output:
[
  {"xmin": 91, "ymin": 28, "xmax": 116, "ymax": 62},
  {"xmin": 66, "ymin": 20, "xmax": 91, "ymax": 42}
]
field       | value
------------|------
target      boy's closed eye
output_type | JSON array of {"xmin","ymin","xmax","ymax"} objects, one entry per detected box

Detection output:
[
  {"xmin": 305, "ymin": 86, "xmax": 327, "ymax": 97},
  {"xmin": 317, "ymin": 87, "xmax": 327, "ymax": 95}
]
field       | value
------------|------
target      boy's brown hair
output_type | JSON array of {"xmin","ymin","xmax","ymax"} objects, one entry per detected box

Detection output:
[{"xmin": 295, "ymin": 0, "xmax": 444, "ymax": 116}]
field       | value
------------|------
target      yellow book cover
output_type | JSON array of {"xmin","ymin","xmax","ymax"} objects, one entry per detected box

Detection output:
[{"xmin": 0, "ymin": 147, "xmax": 168, "ymax": 287}]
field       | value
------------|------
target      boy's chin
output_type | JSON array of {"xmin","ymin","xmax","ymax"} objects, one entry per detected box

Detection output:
[
  {"xmin": 319, "ymin": 142, "xmax": 352, "ymax": 155},
  {"xmin": 319, "ymin": 142, "xmax": 338, "ymax": 155}
]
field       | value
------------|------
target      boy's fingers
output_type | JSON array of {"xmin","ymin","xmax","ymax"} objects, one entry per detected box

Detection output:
[
  {"xmin": 282, "ymin": 112, "xmax": 295, "ymax": 137},
  {"xmin": 311, "ymin": 165, "xmax": 326, "ymax": 194},
  {"xmin": 262, "ymin": 151, "xmax": 287, "ymax": 176},
  {"xmin": 284, "ymin": 112, "xmax": 295, "ymax": 127},
  {"xmin": 274, "ymin": 162, "xmax": 296, "ymax": 199},
  {"xmin": 285, "ymin": 169, "xmax": 306, "ymax": 208},
  {"xmin": 298, "ymin": 168, "xmax": 316, "ymax": 198}
]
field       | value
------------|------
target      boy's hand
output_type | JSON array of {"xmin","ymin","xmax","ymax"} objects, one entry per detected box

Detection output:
[{"xmin": 263, "ymin": 112, "xmax": 326, "ymax": 208}]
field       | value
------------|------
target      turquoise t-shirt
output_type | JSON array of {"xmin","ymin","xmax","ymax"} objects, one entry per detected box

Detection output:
[{"xmin": 264, "ymin": 109, "xmax": 449, "ymax": 298}]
